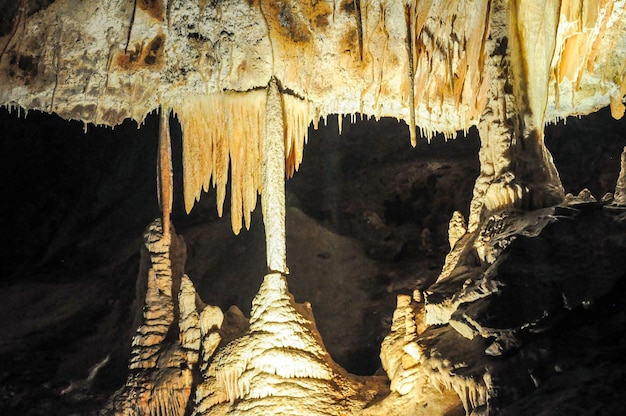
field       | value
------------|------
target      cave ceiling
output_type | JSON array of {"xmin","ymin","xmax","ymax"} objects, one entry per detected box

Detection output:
[{"xmin": 1, "ymin": 0, "xmax": 625, "ymax": 233}]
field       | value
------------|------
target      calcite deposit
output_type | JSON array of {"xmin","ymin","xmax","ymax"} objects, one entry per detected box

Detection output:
[
  {"xmin": 1, "ymin": 0, "xmax": 626, "ymax": 415},
  {"xmin": 105, "ymin": 219, "xmax": 193, "ymax": 416},
  {"xmin": 1, "ymin": 0, "xmax": 625, "ymax": 232}
]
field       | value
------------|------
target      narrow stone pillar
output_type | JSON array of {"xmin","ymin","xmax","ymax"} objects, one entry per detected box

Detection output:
[
  {"xmin": 262, "ymin": 77, "xmax": 288, "ymax": 274},
  {"xmin": 158, "ymin": 107, "xmax": 173, "ymax": 237}
]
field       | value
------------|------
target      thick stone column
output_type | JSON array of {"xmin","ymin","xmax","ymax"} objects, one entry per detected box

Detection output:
[{"xmin": 469, "ymin": 0, "xmax": 564, "ymax": 231}]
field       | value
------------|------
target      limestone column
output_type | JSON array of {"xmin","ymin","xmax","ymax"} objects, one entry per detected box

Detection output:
[
  {"xmin": 262, "ymin": 77, "xmax": 288, "ymax": 274},
  {"xmin": 468, "ymin": 0, "xmax": 564, "ymax": 231}
]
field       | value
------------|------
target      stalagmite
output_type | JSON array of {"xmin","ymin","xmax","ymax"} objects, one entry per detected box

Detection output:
[
  {"xmin": 129, "ymin": 220, "xmax": 176, "ymax": 371},
  {"xmin": 448, "ymin": 211, "xmax": 467, "ymax": 250},
  {"xmin": 106, "ymin": 219, "xmax": 193, "ymax": 416},
  {"xmin": 179, "ymin": 275, "xmax": 201, "ymax": 367},
  {"xmin": 614, "ymin": 146, "xmax": 626, "ymax": 205},
  {"xmin": 198, "ymin": 305, "xmax": 224, "ymax": 372},
  {"xmin": 380, "ymin": 295, "xmax": 423, "ymax": 395},
  {"xmin": 173, "ymin": 92, "xmax": 266, "ymax": 234},
  {"xmin": 194, "ymin": 273, "xmax": 359, "ymax": 416}
]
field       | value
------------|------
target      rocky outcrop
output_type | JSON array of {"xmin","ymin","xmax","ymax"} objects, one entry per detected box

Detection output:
[{"xmin": 417, "ymin": 191, "xmax": 626, "ymax": 413}]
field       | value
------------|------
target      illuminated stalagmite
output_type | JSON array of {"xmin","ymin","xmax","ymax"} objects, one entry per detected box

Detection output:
[{"xmin": 1, "ymin": 0, "xmax": 626, "ymax": 415}]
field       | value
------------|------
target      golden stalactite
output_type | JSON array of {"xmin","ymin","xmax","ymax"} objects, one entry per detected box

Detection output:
[
  {"xmin": 611, "ymin": 72, "xmax": 626, "ymax": 119},
  {"xmin": 408, "ymin": 0, "xmax": 490, "ymax": 138},
  {"xmin": 173, "ymin": 91, "xmax": 266, "ymax": 235},
  {"xmin": 553, "ymin": 0, "xmax": 613, "ymax": 85},
  {"xmin": 171, "ymin": 87, "xmax": 312, "ymax": 234},
  {"xmin": 550, "ymin": 0, "xmax": 624, "ymax": 115},
  {"xmin": 405, "ymin": 2, "xmax": 417, "ymax": 147},
  {"xmin": 172, "ymin": 0, "xmax": 495, "ymax": 228},
  {"xmin": 283, "ymin": 93, "xmax": 311, "ymax": 178},
  {"xmin": 511, "ymin": 0, "xmax": 561, "ymax": 132},
  {"xmin": 158, "ymin": 106, "xmax": 173, "ymax": 237}
]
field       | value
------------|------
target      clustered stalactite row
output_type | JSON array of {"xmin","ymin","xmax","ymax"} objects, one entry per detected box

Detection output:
[
  {"xmin": 171, "ymin": 87, "xmax": 310, "ymax": 235},
  {"xmin": 1, "ymin": 0, "xmax": 625, "ymax": 233}
]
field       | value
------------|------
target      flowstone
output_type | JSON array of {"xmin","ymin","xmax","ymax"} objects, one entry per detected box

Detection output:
[{"xmin": 194, "ymin": 273, "xmax": 380, "ymax": 415}]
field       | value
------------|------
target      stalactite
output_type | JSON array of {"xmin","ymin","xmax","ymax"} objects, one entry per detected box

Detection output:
[
  {"xmin": 158, "ymin": 107, "xmax": 173, "ymax": 238},
  {"xmin": 129, "ymin": 220, "xmax": 175, "ymax": 370},
  {"xmin": 1, "ymin": 1, "xmax": 622, "ymax": 234},
  {"xmin": 283, "ymin": 93, "xmax": 311, "ymax": 178},
  {"xmin": 216, "ymin": 366, "xmax": 248, "ymax": 405},
  {"xmin": 173, "ymin": 91, "xmax": 266, "ymax": 234},
  {"xmin": 418, "ymin": 342, "xmax": 489, "ymax": 415},
  {"xmin": 546, "ymin": 0, "xmax": 626, "ymax": 121},
  {"xmin": 262, "ymin": 78, "xmax": 287, "ymax": 274},
  {"xmin": 404, "ymin": 2, "xmax": 417, "ymax": 147},
  {"xmin": 170, "ymin": 85, "xmax": 311, "ymax": 235}
]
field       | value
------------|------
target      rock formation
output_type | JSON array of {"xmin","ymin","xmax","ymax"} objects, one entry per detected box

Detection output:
[
  {"xmin": 104, "ymin": 219, "xmax": 193, "ymax": 416},
  {"xmin": 614, "ymin": 146, "xmax": 626, "ymax": 205},
  {"xmin": 1, "ymin": 1, "xmax": 626, "ymax": 415},
  {"xmin": 1, "ymin": 0, "xmax": 624, "ymax": 232}
]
